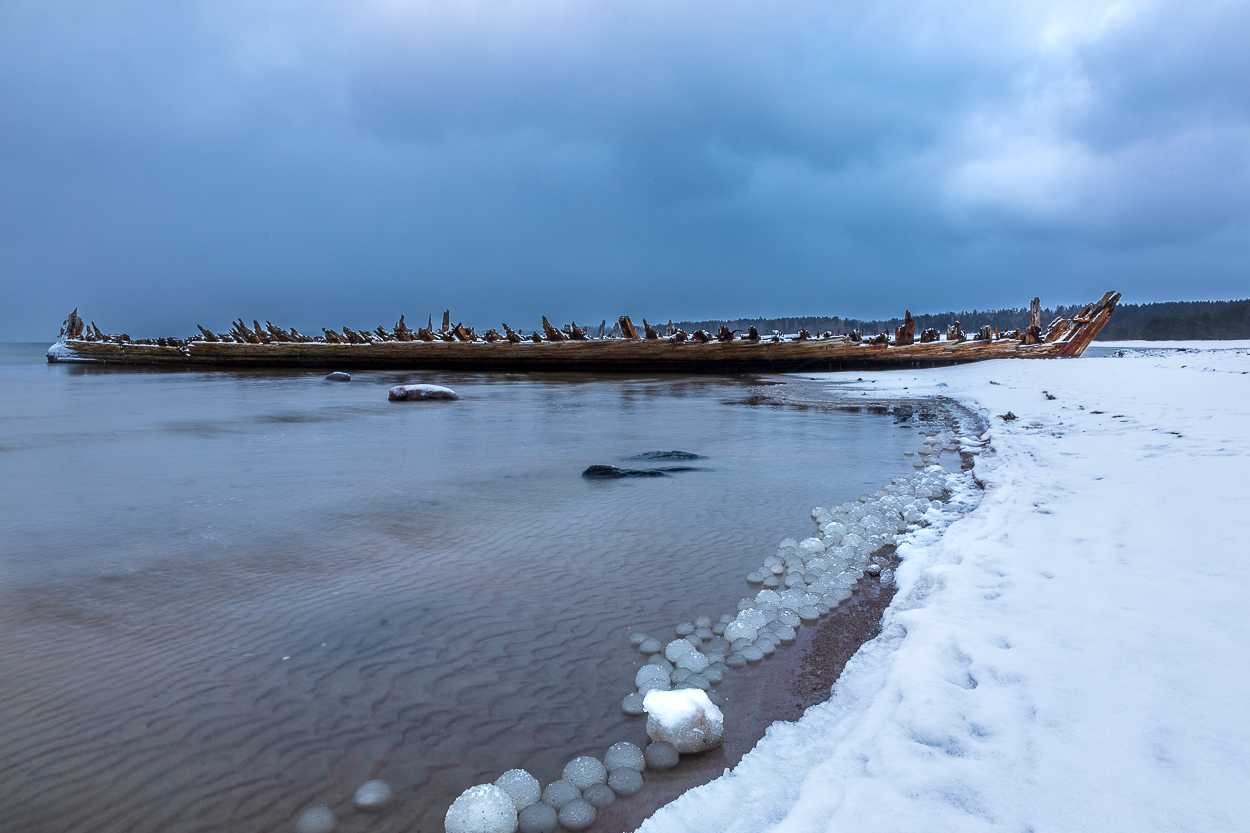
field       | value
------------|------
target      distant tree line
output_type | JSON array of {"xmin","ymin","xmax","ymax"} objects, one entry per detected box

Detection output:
[{"xmin": 672, "ymin": 298, "xmax": 1250, "ymax": 341}]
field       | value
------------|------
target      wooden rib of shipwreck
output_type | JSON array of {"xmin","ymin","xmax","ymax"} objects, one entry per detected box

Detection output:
[{"xmin": 46, "ymin": 291, "xmax": 1120, "ymax": 373}]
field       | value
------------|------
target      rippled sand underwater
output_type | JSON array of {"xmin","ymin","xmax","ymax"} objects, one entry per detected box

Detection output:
[{"xmin": 0, "ymin": 346, "xmax": 925, "ymax": 832}]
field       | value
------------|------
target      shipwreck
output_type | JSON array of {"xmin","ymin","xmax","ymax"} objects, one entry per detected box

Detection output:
[{"xmin": 46, "ymin": 291, "xmax": 1119, "ymax": 373}]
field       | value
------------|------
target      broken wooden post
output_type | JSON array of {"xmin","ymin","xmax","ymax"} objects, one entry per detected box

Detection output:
[
  {"xmin": 597, "ymin": 320, "xmax": 606, "ymax": 339},
  {"xmin": 746, "ymin": 325, "xmax": 760, "ymax": 342},
  {"xmin": 502, "ymin": 323, "xmax": 523, "ymax": 343},
  {"xmin": 618, "ymin": 315, "xmax": 640, "ymax": 340},
  {"xmin": 919, "ymin": 327, "xmax": 939, "ymax": 343},
  {"xmin": 569, "ymin": 321, "xmax": 588, "ymax": 340},
  {"xmin": 716, "ymin": 325, "xmax": 734, "ymax": 342},
  {"xmin": 947, "ymin": 320, "xmax": 964, "ymax": 342},
  {"xmin": 197, "ymin": 325, "xmax": 219, "ymax": 342},
  {"xmin": 692, "ymin": 329, "xmax": 711, "ymax": 343},
  {"xmin": 894, "ymin": 310, "xmax": 915, "ymax": 346},
  {"xmin": 643, "ymin": 319, "xmax": 660, "ymax": 340},
  {"xmin": 1022, "ymin": 297, "xmax": 1043, "ymax": 344},
  {"xmin": 542, "ymin": 316, "xmax": 567, "ymax": 341}
]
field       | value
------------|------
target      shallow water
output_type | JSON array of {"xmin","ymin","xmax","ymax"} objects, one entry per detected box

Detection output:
[{"xmin": 0, "ymin": 343, "xmax": 919, "ymax": 833}]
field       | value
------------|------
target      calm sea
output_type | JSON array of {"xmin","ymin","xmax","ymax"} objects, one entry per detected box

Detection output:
[{"xmin": 0, "ymin": 342, "xmax": 919, "ymax": 833}]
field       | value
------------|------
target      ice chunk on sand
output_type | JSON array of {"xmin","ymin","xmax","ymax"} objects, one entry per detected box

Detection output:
[
  {"xmin": 494, "ymin": 770, "xmax": 540, "ymax": 811},
  {"xmin": 388, "ymin": 383, "xmax": 458, "ymax": 401},
  {"xmin": 608, "ymin": 767, "xmax": 644, "ymax": 796},
  {"xmin": 518, "ymin": 803, "xmax": 557, "ymax": 833},
  {"xmin": 295, "ymin": 805, "xmax": 335, "ymax": 833},
  {"xmin": 445, "ymin": 784, "xmax": 518, "ymax": 833},
  {"xmin": 638, "ymin": 638, "xmax": 662, "ymax": 655},
  {"xmin": 557, "ymin": 798, "xmax": 596, "ymax": 831},
  {"xmin": 583, "ymin": 783, "xmax": 616, "ymax": 809},
  {"xmin": 635, "ymin": 665, "xmax": 671, "ymax": 692},
  {"xmin": 604, "ymin": 741, "xmax": 645, "ymax": 772},
  {"xmin": 562, "ymin": 756, "xmax": 607, "ymax": 790},
  {"xmin": 644, "ymin": 741, "xmax": 680, "ymax": 770},
  {"xmin": 664, "ymin": 638, "xmax": 697, "ymax": 663},
  {"xmin": 621, "ymin": 692, "xmax": 645, "ymax": 715},
  {"xmin": 353, "ymin": 779, "xmax": 393, "ymax": 811},
  {"xmin": 643, "ymin": 688, "xmax": 725, "ymax": 753},
  {"xmin": 541, "ymin": 780, "xmax": 580, "ymax": 809}
]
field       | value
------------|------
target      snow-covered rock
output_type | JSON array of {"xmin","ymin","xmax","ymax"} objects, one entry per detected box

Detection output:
[
  {"xmin": 643, "ymin": 688, "xmax": 724, "ymax": 753},
  {"xmin": 388, "ymin": 383, "xmax": 458, "ymax": 401},
  {"xmin": 352, "ymin": 779, "xmax": 392, "ymax": 811}
]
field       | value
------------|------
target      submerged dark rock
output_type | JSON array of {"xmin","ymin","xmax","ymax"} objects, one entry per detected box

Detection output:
[
  {"xmin": 324, "ymin": 371, "xmax": 351, "ymax": 382},
  {"xmin": 582, "ymin": 465, "xmax": 703, "ymax": 479},
  {"xmin": 625, "ymin": 450, "xmax": 705, "ymax": 461}
]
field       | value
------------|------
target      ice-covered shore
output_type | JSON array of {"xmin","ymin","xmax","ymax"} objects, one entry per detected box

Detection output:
[{"xmin": 637, "ymin": 345, "xmax": 1250, "ymax": 833}]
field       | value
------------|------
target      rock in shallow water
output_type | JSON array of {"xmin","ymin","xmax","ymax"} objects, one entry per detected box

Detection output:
[
  {"xmin": 581, "ymin": 464, "xmax": 702, "ymax": 479},
  {"xmin": 445, "ymin": 784, "xmax": 518, "ymax": 833},
  {"xmin": 324, "ymin": 371, "xmax": 351, "ymax": 382},
  {"xmin": 388, "ymin": 383, "xmax": 458, "ymax": 402},
  {"xmin": 621, "ymin": 693, "xmax": 645, "ymax": 715},
  {"xmin": 352, "ymin": 779, "xmax": 392, "ymax": 811},
  {"xmin": 643, "ymin": 689, "xmax": 724, "ymax": 754},
  {"xmin": 625, "ymin": 450, "xmax": 704, "ymax": 461}
]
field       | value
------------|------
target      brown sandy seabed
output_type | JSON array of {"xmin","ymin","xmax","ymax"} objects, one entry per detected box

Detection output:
[{"xmin": 0, "ymin": 385, "xmax": 977, "ymax": 833}]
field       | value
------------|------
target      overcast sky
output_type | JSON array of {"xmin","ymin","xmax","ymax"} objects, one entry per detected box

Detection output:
[{"xmin": 2, "ymin": 0, "xmax": 1247, "ymax": 339}]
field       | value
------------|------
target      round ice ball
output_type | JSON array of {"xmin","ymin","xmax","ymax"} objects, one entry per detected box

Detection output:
[
  {"xmin": 866, "ymin": 563, "xmax": 882, "ymax": 576},
  {"xmin": 622, "ymin": 693, "xmax": 645, "ymax": 715},
  {"xmin": 635, "ymin": 664, "xmax": 671, "ymax": 692},
  {"xmin": 518, "ymin": 802, "xmax": 558, "ymax": 833},
  {"xmin": 798, "ymin": 537, "xmax": 825, "ymax": 557},
  {"xmin": 582, "ymin": 783, "xmax": 616, "ymax": 809},
  {"xmin": 723, "ymin": 621, "xmax": 757, "ymax": 642},
  {"xmin": 608, "ymin": 767, "xmax": 644, "ymax": 796},
  {"xmin": 445, "ymin": 784, "xmax": 518, "ymax": 833},
  {"xmin": 762, "ymin": 575, "xmax": 781, "ymax": 588},
  {"xmin": 725, "ymin": 653, "xmax": 747, "ymax": 668},
  {"xmin": 295, "ymin": 805, "xmax": 335, "ymax": 833},
  {"xmin": 541, "ymin": 780, "xmax": 580, "ymax": 810},
  {"xmin": 558, "ymin": 798, "xmax": 596, "ymax": 831},
  {"xmin": 604, "ymin": 741, "xmax": 645, "ymax": 771},
  {"xmin": 644, "ymin": 741, "xmax": 680, "ymax": 770},
  {"xmin": 798, "ymin": 606, "xmax": 821, "ymax": 621},
  {"xmin": 742, "ymin": 646, "xmax": 764, "ymax": 662},
  {"xmin": 494, "ymin": 769, "xmax": 541, "ymax": 811},
  {"xmin": 562, "ymin": 756, "xmax": 607, "ymax": 790},
  {"xmin": 774, "ymin": 626, "xmax": 797, "ymax": 643},
  {"xmin": 694, "ymin": 626, "xmax": 714, "ymax": 641},
  {"xmin": 746, "ymin": 571, "xmax": 764, "ymax": 584},
  {"xmin": 353, "ymin": 779, "xmax": 393, "ymax": 812},
  {"xmin": 629, "ymin": 632, "xmax": 649, "ymax": 647},
  {"xmin": 664, "ymin": 638, "xmax": 697, "ymax": 663},
  {"xmin": 694, "ymin": 615, "xmax": 712, "ymax": 628},
  {"xmin": 638, "ymin": 638, "xmax": 662, "ymax": 655},
  {"xmin": 674, "ymin": 650, "xmax": 709, "ymax": 673},
  {"xmin": 675, "ymin": 622, "xmax": 695, "ymax": 636},
  {"xmin": 704, "ymin": 665, "xmax": 724, "ymax": 684}
]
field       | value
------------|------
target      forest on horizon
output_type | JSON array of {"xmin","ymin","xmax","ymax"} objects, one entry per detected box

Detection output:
[{"xmin": 671, "ymin": 298, "xmax": 1250, "ymax": 341}]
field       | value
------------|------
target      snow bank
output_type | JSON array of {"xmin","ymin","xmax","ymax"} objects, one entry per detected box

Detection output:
[{"xmin": 637, "ymin": 347, "xmax": 1250, "ymax": 833}]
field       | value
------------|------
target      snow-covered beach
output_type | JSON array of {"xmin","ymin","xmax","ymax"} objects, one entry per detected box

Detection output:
[{"xmin": 639, "ymin": 343, "xmax": 1250, "ymax": 833}]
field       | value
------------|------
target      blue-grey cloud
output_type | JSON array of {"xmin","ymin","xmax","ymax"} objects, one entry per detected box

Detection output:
[{"xmin": 1, "ymin": 0, "xmax": 1247, "ymax": 339}]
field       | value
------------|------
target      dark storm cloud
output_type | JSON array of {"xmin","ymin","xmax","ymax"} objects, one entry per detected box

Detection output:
[{"xmin": 1, "ymin": 0, "xmax": 1247, "ymax": 339}]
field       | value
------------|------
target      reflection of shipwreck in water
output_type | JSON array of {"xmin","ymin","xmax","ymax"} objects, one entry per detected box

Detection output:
[{"xmin": 47, "ymin": 291, "xmax": 1119, "ymax": 372}]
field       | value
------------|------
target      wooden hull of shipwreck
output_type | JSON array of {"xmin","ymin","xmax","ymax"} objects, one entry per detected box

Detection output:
[{"xmin": 46, "ymin": 292, "xmax": 1119, "ymax": 374}]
